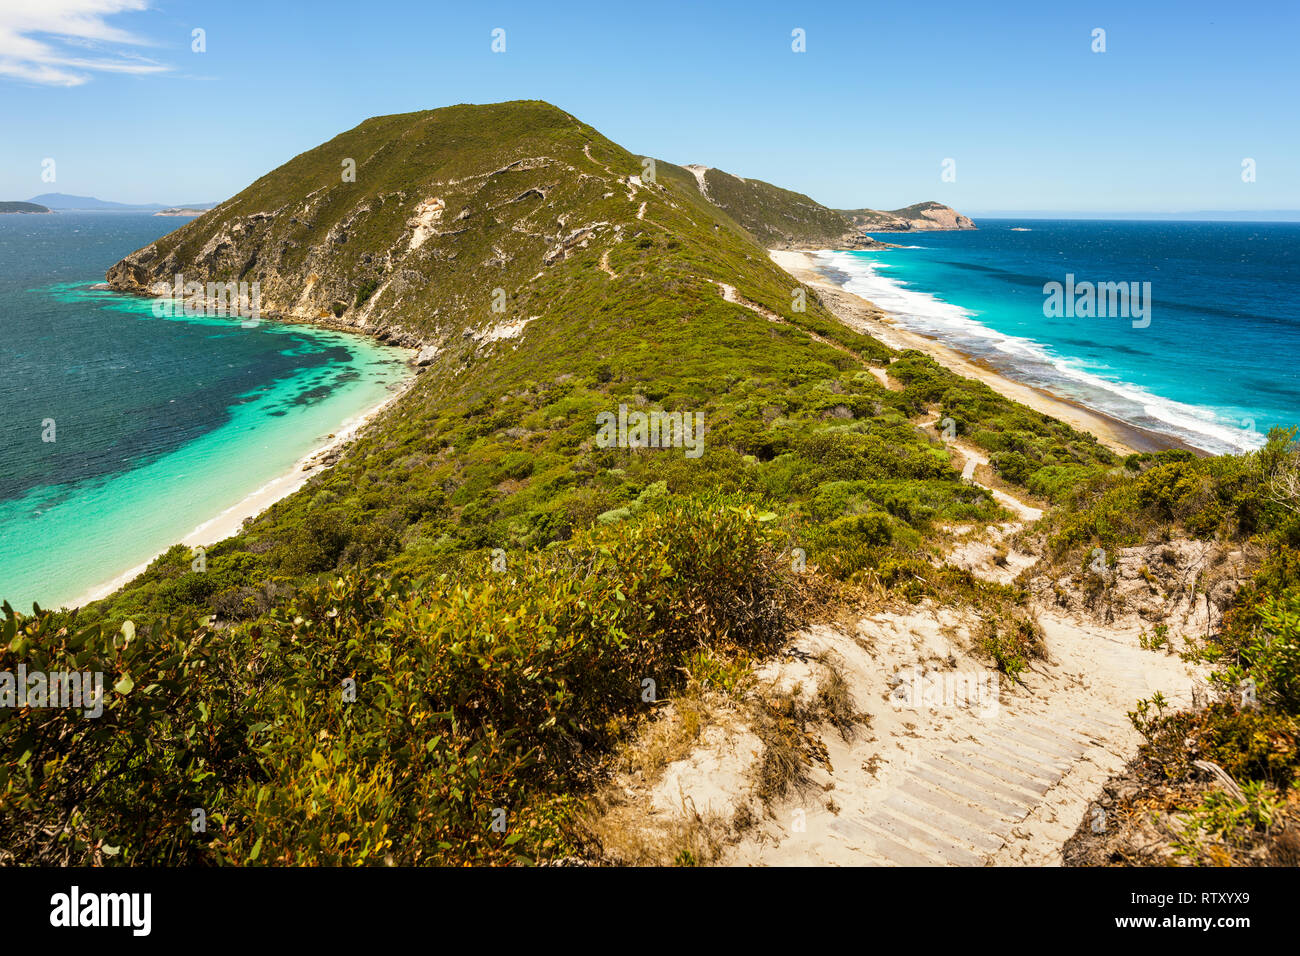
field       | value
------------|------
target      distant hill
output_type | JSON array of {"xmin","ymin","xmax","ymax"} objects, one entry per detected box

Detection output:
[
  {"xmin": 674, "ymin": 169, "xmax": 974, "ymax": 246},
  {"xmin": 28, "ymin": 193, "xmax": 158, "ymax": 211},
  {"xmin": 839, "ymin": 201, "xmax": 976, "ymax": 232},
  {"xmin": 26, "ymin": 193, "xmax": 216, "ymax": 212},
  {"xmin": 0, "ymin": 201, "xmax": 52, "ymax": 214},
  {"xmin": 680, "ymin": 165, "xmax": 868, "ymax": 248}
]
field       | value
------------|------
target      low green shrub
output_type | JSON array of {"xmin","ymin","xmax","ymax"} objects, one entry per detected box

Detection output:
[{"xmin": 1, "ymin": 496, "xmax": 799, "ymax": 865}]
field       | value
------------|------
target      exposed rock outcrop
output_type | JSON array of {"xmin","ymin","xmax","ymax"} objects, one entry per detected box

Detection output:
[{"xmin": 840, "ymin": 201, "xmax": 977, "ymax": 233}]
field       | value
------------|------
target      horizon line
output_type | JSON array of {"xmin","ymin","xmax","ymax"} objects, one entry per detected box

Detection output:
[{"xmin": 967, "ymin": 210, "xmax": 1300, "ymax": 221}]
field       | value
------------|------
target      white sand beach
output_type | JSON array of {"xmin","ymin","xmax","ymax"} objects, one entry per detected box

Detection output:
[
  {"xmin": 67, "ymin": 376, "xmax": 415, "ymax": 608},
  {"xmin": 770, "ymin": 248, "xmax": 1195, "ymax": 456}
]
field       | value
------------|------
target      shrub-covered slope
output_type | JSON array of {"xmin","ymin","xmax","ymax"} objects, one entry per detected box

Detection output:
[
  {"xmin": 687, "ymin": 166, "xmax": 865, "ymax": 249},
  {"xmin": 3, "ymin": 101, "xmax": 1119, "ymax": 865},
  {"xmin": 1048, "ymin": 432, "xmax": 1300, "ymax": 865}
]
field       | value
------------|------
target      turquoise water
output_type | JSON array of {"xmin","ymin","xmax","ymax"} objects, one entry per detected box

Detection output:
[
  {"xmin": 0, "ymin": 213, "xmax": 412, "ymax": 610},
  {"xmin": 819, "ymin": 220, "xmax": 1300, "ymax": 454}
]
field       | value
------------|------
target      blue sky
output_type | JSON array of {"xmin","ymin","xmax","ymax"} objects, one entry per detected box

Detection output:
[{"xmin": 2, "ymin": 0, "xmax": 1297, "ymax": 214}]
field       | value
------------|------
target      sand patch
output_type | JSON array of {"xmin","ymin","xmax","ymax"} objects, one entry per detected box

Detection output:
[{"xmin": 407, "ymin": 197, "xmax": 446, "ymax": 250}]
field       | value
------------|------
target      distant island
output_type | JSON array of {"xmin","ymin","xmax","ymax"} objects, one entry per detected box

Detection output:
[
  {"xmin": 25, "ymin": 193, "xmax": 217, "ymax": 213},
  {"xmin": 0, "ymin": 201, "xmax": 52, "ymax": 214},
  {"xmin": 154, "ymin": 208, "xmax": 210, "ymax": 217}
]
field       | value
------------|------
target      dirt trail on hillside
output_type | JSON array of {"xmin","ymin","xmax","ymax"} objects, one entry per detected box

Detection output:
[
  {"xmin": 681, "ymin": 281, "xmax": 1206, "ymax": 866},
  {"xmin": 723, "ymin": 606, "xmax": 1199, "ymax": 866},
  {"xmin": 716, "ymin": 281, "xmax": 868, "ymax": 361},
  {"xmin": 918, "ymin": 416, "xmax": 1044, "ymax": 523},
  {"xmin": 599, "ymin": 248, "xmax": 618, "ymax": 280}
]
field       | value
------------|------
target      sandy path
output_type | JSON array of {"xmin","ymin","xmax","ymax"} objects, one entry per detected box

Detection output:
[
  {"xmin": 706, "ymin": 268, "xmax": 1203, "ymax": 865},
  {"xmin": 726, "ymin": 607, "xmax": 1199, "ymax": 866},
  {"xmin": 716, "ymin": 281, "xmax": 868, "ymax": 362},
  {"xmin": 582, "ymin": 143, "xmax": 613, "ymax": 176},
  {"xmin": 724, "ymin": 463, "xmax": 1195, "ymax": 866},
  {"xmin": 918, "ymin": 416, "xmax": 1044, "ymax": 523},
  {"xmin": 599, "ymin": 248, "xmax": 618, "ymax": 279},
  {"xmin": 717, "ymin": 279, "xmax": 1040, "ymax": 526}
]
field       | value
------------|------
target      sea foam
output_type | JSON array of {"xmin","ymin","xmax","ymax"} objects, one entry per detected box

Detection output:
[{"xmin": 815, "ymin": 250, "xmax": 1265, "ymax": 455}]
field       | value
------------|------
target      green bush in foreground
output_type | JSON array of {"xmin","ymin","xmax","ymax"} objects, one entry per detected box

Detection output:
[
  {"xmin": 0, "ymin": 496, "xmax": 801, "ymax": 865},
  {"xmin": 1042, "ymin": 428, "xmax": 1300, "ymax": 566}
]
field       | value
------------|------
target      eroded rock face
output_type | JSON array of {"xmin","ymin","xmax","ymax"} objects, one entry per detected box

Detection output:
[
  {"xmin": 100, "ymin": 103, "xmax": 648, "ymax": 363},
  {"xmin": 104, "ymin": 248, "xmax": 159, "ymax": 292},
  {"xmin": 1031, "ymin": 538, "xmax": 1254, "ymax": 634},
  {"xmin": 841, "ymin": 202, "xmax": 977, "ymax": 233},
  {"xmin": 896, "ymin": 205, "xmax": 977, "ymax": 231}
]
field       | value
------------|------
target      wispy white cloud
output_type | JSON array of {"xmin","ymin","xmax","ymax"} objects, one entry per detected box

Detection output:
[{"xmin": 0, "ymin": 0, "xmax": 169, "ymax": 87}]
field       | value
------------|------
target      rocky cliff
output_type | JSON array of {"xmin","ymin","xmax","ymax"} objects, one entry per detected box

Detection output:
[
  {"xmin": 107, "ymin": 104, "xmax": 970, "ymax": 331},
  {"xmin": 840, "ymin": 201, "xmax": 977, "ymax": 232}
]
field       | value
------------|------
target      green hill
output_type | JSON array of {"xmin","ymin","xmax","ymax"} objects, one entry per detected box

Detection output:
[
  {"xmin": 111, "ymin": 101, "xmax": 789, "ymax": 347},
  {"xmin": 4, "ymin": 101, "xmax": 1190, "ymax": 866},
  {"xmin": 680, "ymin": 165, "xmax": 865, "ymax": 248},
  {"xmin": 106, "ymin": 104, "xmax": 956, "ymax": 337}
]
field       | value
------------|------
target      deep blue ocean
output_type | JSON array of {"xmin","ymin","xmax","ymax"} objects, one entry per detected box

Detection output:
[
  {"xmin": 818, "ymin": 220, "xmax": 1300, "ymax": 454},
  {"xmin": 0, "ymin": 212, "xmax": 411, "ymax": 610}
]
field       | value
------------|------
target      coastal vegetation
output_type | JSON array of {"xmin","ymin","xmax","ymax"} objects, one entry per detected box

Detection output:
[
  {"xmin": 1049, "ymin": 429, "xmax": 1300, "ymax": 864},
  {"xmin": 2, "ymin": 101, "xmax": 1294, "ymax": 866},
  {"xmin": 0, "ymin": 202, "xmax": 51, "ymax": 214},
  {"xmin": 687, "ymin": 165, "xmax": 864, "ymax": 248}
]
